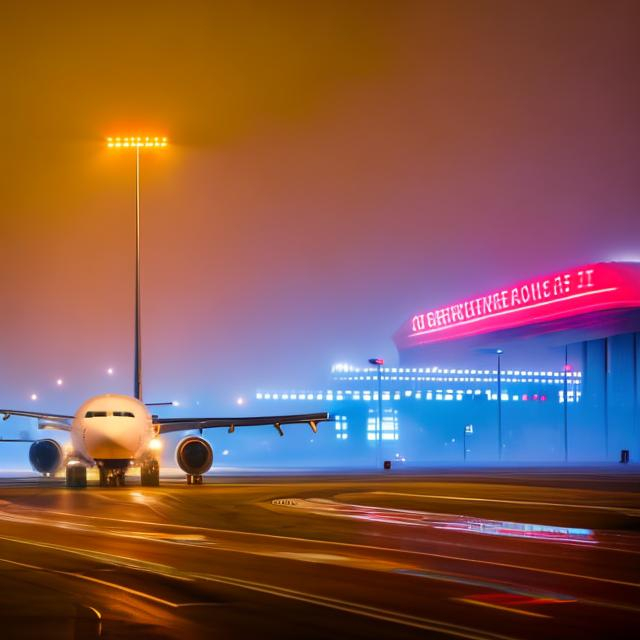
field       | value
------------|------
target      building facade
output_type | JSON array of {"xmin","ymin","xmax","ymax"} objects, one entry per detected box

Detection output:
[{"xmin": 255, "ymin": 262, "xmax": 640, "ymax": 464}]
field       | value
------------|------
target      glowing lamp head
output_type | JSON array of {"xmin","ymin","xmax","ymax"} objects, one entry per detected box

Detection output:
[
  {"xmin": 30, "ymin": 393, "xmax": 38, "ymax": 401},
  {"xmin": 56, "ymin": 378, "xmax": 63, "ymax": 386},
  {"xmin": 149, "ymin": 438, "xmax": 162, "ymax": 452},
  {"xmin": 107, "ymin": 136, "xmax": 168, "ymax": 149}
]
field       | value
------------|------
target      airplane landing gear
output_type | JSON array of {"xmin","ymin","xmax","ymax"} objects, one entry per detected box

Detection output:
[
  {"xmin": 140, "ymin": 459, "xmax": 160, "ymax": 487},
  {"xmin": 98, "ymin": 466, "xmax": 127, "ymax": 487},
  {"xmin": 65, "ymin": 463, "xmax": 87, "ymax": 488},
  {"xmin": 186, "ymin": 474, "xmax": 203, "ymax": 485}
]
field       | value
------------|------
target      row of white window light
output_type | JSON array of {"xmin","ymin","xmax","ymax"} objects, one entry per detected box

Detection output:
[
  {"xmin": 256, "ymin": 389, "xmax": 581, "ymax": 402},
  {"xmin": 331, "ymin": 364, "xmax": 582, "ymax": 377},
  {"xmin": 334, "ymin": 375, "xmax": 580, "ymax": 383}
]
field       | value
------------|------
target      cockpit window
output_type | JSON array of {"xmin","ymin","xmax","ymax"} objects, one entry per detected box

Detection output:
[
  {"xmin": 85, "ymin": 411, "xmax": 107, "ymax": 418},
  {"xmin": 113, "ymin": 411, "xmax": 135, "ymax": 418}
]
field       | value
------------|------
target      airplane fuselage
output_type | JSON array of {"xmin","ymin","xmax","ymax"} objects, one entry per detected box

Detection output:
[{"xmin": 70, "ymin": 394, "xmax": 156, "ymax": 468}]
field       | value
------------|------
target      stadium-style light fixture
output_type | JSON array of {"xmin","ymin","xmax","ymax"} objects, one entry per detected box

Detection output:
[
  {"xmin": 107, "ymin": 136, "xmax": 168, "ymax": 148},
  {"xmin": 107, "ymin": 134, "xmax": 168, "ymax": 401}
]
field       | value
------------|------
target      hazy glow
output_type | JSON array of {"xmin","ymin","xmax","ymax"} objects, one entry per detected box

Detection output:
[
  {"xmin": 107, "ymin": 368, "xmax": 114, "ymax": 376},
  {"xmin": 0, "ymin": 3, "xmax": 638, "ymax": 472},
  {"xmin": 149, "ymin": 438, "xmax": 162, "ymax": 451},
  {"xmin": 30, "ymin": 393, "xmax": 38, "ymax": 401},
  {"xmin": 56, "ymin": 378, "xmax": 63, "ymax": 386}
]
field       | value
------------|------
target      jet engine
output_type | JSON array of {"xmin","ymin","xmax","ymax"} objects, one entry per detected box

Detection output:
[
  {"xmin": 175, "ymin": 436, "xmax": 213, "ymax": 476},
  {"xmin": 29, "ymin": 439, "xmax": 64, "ymax": 475}
]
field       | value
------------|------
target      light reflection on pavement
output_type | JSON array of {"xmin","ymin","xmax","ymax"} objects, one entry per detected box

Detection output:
[{"xmin": 271, "ymin": 498, "xmax": 597, "ymax": 544}]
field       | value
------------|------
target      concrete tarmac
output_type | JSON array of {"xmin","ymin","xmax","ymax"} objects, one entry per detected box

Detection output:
[{"xmin": 0, "ymin": 467, "xmax": 638, "ymax": 639}]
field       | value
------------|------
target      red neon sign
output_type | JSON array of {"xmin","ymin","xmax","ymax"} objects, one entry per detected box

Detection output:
[{"xmin": 395, "ymin": 262, "xmax": 640, "ymax": 349}]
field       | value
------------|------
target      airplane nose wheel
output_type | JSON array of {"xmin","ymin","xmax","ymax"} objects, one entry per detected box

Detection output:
[{"xmin": 98, "ymin": 466, "xmax": 127, "ymax": 487}]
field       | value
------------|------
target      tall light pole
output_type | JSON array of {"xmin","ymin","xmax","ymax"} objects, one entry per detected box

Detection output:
[
  {"xmin": 107, "ymin": 136, "xmax": 168, "ymax": 400},
  {"xmin": 369, "ymin": 358, "xmax": 384, "ymax": 468},
  {"xmin": 563, "ymin": 349, "xmax": 570, "ymax": 463},
  {"xmin": 496, "ymin": 349, "xmax": 503, "ymax": 460}
]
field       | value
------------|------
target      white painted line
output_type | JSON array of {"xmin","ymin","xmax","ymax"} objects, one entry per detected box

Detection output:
[{"xmin": 369, "ymin": 491, "xmax": 640, "ymax": 515}]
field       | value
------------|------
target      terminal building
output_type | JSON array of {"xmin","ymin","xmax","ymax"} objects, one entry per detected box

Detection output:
[{"xmin": 254, "ymin": 263, "xmax": 640, "ymax": 465}]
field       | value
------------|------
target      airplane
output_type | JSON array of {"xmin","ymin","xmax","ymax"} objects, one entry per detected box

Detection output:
[
  {"xmin": 0, "ymin": 399, "xmax": 330, "ymax": 487},
  {"xmin": 0, "ymin": 136, "xmax": 331, "ymax": 487}
]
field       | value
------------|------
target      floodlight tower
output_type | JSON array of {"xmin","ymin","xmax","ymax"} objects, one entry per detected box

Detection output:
[
  {"xmin": 107, "ymin": 136, "xmax": 168, "ymax": 400},
  {"xmin": 369, "ymin": 358, "xmax": 384, "ymax": 468}
]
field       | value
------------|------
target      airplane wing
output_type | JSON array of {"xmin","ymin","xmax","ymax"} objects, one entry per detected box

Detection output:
[
  {"xmin": 0, "ymin": 409, "xmax": 73, "ymax": 432},
  {"xmin": 156, "ymin": 412, "xmax": 331, "ymax": 436}
]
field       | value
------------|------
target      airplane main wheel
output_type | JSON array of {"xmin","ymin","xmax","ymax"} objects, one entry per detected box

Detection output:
[
  {"xmin": 140, "ymin": 460, "xmax": 160, "ymax": 487},
  {"xmin": 66, "ymin": 464, "xmax": 87, "ymax": 488}
]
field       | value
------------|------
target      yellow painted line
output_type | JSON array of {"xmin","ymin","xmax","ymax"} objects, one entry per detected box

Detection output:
[
  {"xmin": 0, "ymin": 556, "xmax": 47, "ymax": 571},
  {"xmin": 454, "ymin": 598, "xmax": 550, "ymax": 619},
  {"xmin": 87, "ymin": 606, "xmax": 102, "ymax": 621},
  {"xmin": 0, "ymin": 555, "xmax": 180, "ymax": 608},
  {"xmin": 0, "ymin": 535, "xmax": 192, "ymax": 581},
  {"xmin": 67, "ymin": 573, "xmax": 179, "ymax": 608},
  {"xmin": 3, "ymin": 510, "xmax": 640, "ymax": 590}
]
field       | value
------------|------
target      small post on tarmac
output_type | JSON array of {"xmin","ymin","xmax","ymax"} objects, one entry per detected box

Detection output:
[{"xmin": 464, "ymin": 424, "xmax": 473, "ymax": 462}]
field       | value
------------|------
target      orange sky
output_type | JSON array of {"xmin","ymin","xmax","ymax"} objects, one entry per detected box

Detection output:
[{"xmin": 1, "ymin": 0, "xmax": 639, "ymax": 411}]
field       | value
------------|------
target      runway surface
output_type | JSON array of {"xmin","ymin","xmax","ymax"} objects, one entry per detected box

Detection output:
[{"xmin": 0, "ymin": 467, "xmax": 638, "ymax": 639}]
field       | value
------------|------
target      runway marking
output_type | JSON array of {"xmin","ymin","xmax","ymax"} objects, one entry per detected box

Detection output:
[
  {"xmin": 454, "ymin": 598, "xmax": 550, "ymax": 619},
  {"xmin": 85, "ymin": 607, "xmax": 103, "ymax": 638},
  {"xmin": 0, "ymin": 534, "xmax": 193, "ymax": 582},
  {"xmin": 87, "ymin": 606, "xmax": 102, "ymax": 621},
  {"xmin": 0, "ymin": 556, "xmax": 180, "ymax": 608},
  {"xmin": 369, "ymin": 491, "xmax": 640, "ymax": 516},
  {"xmin": 2, "ymin": 509, "xmax": 640, "ymax": 590},
  {"xmin": 0, "ymin": 539, "xmax": 517, "ymax": 639},
  {"xmin": 194, "ymin": 572, "xmax": 520, "ymax": 640},
  {"xmin": 65, "ymin": 573, "xmax": 180, "ymax": 608},
  {"xmin": 394, "ymin": 569, "xmax": 574, "ymax": 601}
]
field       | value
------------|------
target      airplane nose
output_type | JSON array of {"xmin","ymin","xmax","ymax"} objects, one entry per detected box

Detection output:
[{"xmin": 83, "ymin": 419, "xmax": 141, "ymax": 460}]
